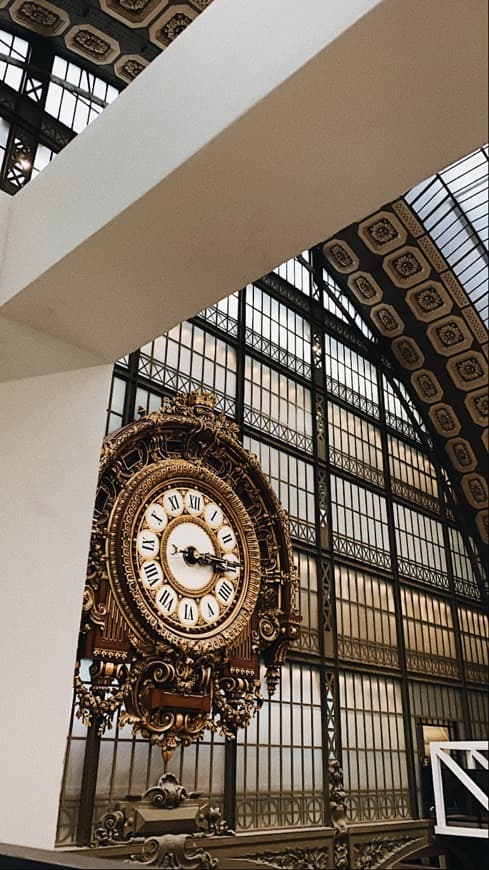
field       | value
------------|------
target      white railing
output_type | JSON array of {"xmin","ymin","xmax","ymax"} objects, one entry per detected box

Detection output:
[{"xmin": 431, "ymin": 740, "xmax": 488, "ymax": 838}]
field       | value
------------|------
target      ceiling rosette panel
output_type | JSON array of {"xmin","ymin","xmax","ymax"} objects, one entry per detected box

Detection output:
[{"xmin": 322, "ymin": 197, "xmax": 488, "ymax": 557}]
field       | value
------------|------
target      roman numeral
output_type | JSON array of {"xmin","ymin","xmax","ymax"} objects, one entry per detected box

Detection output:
[
  {"xmin": 206, "ymin": 600, "xmax": 216, "ymax": 617},
  {"xmin": 158, "ymin": 589, "xmax": 173, "ymax": 612},
  {"xmin": 168, "ymin": 495, "xmax": 179, "ymax": 511},
  {"xmin": 184, "ymin": 603, "xmax": 195, "ymax": 621},
  {"xmin": 217, "ymin": 580, "xmax": 233, "ymax": 603},
  {"xmin": 222, "ymin": 532, "xmax": 233, "ymax": 545},
  {"xmin": 210, "ymin": 509, "xmax": 218, "ymax": 522},
  {"xmin": 143, "ymin": 562, "xmax": 160, "ymax": 586},
  {"xmin": 189, "ymin": 494, "xmax": 201, "ymax": 511},
  {"xmin": 141, "ymin": 536, "xmax": 155, "ymax": 551}
]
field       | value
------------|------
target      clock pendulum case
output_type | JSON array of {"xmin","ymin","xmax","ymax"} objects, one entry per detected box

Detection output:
[{"xmin": 77, "ymin": 391, "xmax": 301, "ymax": 755}]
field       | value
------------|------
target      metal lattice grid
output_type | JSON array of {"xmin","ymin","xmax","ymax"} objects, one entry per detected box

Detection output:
[
  {"xmin": 330, "ymin": 475, "xmax": 391, "ymax": 571},
  {"xmin": 339, "ymin": 671, "xmax": 410, "ymax": 823},
  {"xmin": 45, "ymin": 56, "xmax": 119, "ymax": 134},
  {"xmin": 336, "ymin": 565, "xmax": 399, "ymax": 669},
  {"xmin": 393, "ymin": 502, "xmax": 449, "ymax": 589},
  {"xmin": 235, "ymin": 663, "xmax": 325, "ymax": 830},
  {"xmin": 388, "ymin": 434, "xmax": 440, "ymax": 514},
  {"xmin": 457, "ymin": 606, "xmax": 489, "ymax": 683},
  {"xmin": 244, "ymin": 356, "xmax": 314, "ymax": 453},
  {"xmin": 328, "ymin": 403, "xmax": 384, "ymax": 488},
  {"xmin": 401, "ymin": 587, "xmax": 458, "ymax": 678}
]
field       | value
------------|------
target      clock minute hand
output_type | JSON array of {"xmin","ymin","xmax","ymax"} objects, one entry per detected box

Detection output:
[{"xmin": 195, "ymin": 552, "xmax": 242, "ymax": 573}]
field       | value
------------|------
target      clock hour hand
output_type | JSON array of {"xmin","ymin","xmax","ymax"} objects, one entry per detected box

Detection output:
[
  {"xmin": 171, "ymin": 544, "xmax": 200, "ymax": 565},
  {"xmin": 171, "ymin": 545, "xmax": 241, "ymax": 573},
  {"xmin": 196, "ymin": 552, "xmax": 242, "ymax": 573}
]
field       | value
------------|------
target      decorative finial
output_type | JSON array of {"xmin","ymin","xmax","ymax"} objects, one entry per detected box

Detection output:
[{"xmin": 188, "ymin": 390, "xmax": 217, "ymax": 412}]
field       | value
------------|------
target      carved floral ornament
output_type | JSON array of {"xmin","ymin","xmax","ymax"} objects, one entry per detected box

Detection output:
[
  {"xmin": 239, "ymin": 847, "xmax": 331, "ymax": 868},
  {"xmin": 149, "ymin": 3, "xmax": 198, "ymax": 48},
  {"xmin": 99, "ymin": 0, "xmax": 167, "ymax": 29},
  {"xmin": 353, "ymin": 835, "xmax": 421, "ymax": 869},
  {"xmin": 9, "ymin": 0, "xmax": 69, "ymax": 36},
  {"xmin": 76, "ymin": 391, "xmax": 300, "ymax": 756},
  {"xmin": 357, "ymin": 211, "xmax": 407, "ymax": 254},
  {"xmin": 65, "ymin": 24, "xmax": 120, "ymax": 64},
  {"xmin": 114, "ymin": 54, "xmax": 148, "ymax": 83}
]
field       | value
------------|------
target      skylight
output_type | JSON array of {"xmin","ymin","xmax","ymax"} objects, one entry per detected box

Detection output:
[{"xmin": 406, "ymin": 146, "xmax": 488, "ymax": 326}]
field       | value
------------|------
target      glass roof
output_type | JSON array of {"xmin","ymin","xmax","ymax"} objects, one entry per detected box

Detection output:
[{"xmin": 405, "ymin": 146, "xmax": 489, "ymax": 326}]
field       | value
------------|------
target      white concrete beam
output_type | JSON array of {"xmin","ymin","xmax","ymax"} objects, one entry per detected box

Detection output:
[{"xmin": 1, "ymin": 0, "xmax": 487, "ymax": 381}]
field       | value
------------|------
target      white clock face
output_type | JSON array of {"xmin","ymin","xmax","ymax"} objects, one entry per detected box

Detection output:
[
  {"xmin": 134, "ymin": 483, "xmax": 243, "ymax": 635},
  {"xmin": 165, "ymin": 521, "xmax": 215, "ymax": 591}
]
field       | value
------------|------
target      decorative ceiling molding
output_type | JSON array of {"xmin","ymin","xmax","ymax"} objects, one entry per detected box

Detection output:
[
  {"xmin": 0, "ymin": 0, "xmax": 214, "ymax": 86},
  {"xmin": 114, "ymin": 52, "xmax": 149, "ymax": 83},
  {"xmin": 65, "ymin": 23, "xmax": 120, "ymax": 66},
  {"xmin": 149, "ymin": 3, "xmax": 198, "ymax": 49},
  {"xmin": 9, "ymin": 0, "xmax": 69, "ymax": 36},
  {"xmin": 322, "ymin": 197, "xmax": 488, "ymax": 554},
  {"xmin": 99, "ymin": 0, "xmax": 167, "ymax": 30}
]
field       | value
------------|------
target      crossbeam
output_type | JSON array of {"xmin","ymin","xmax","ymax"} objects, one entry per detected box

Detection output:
[{"xmin": 431, "ymin": 741, "xmax": 489, "ymax": 839}]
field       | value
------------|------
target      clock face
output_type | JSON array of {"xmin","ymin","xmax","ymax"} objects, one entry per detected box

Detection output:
[
  {"xmin": 107, "ymin": 459, "xmax": 261, "ymax": 651},
  {"xmin": 138, "ymin": 488, "xmax": 240, "ymax": 627}
]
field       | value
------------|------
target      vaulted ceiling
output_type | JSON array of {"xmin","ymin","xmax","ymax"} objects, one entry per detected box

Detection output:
[{"xmin": 321, "ymin": 160, "xmax": 488, "ymax": 555}]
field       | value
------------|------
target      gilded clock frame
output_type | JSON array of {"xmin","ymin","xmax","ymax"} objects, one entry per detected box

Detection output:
[
  {"xmin": 107, "ymin": 458, "xmax": 261, "ymax": 652},
  {"xmin": 77, "ymin": 390, "xmax": 300, "ymax": 752}
]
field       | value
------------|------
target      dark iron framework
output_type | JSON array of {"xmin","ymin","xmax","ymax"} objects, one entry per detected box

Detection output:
[
  {"xmin": 57, "ymin": 256, "xmax": 487, "ymax": 845},
  {"xmin": 0, "ymin": 23, "xmax": 487, "ymax": 851}
]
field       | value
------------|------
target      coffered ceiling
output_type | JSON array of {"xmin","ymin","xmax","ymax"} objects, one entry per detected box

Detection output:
[{"xmin": 0, "ymin": 1, "xmax": 213, "ymax": 86}]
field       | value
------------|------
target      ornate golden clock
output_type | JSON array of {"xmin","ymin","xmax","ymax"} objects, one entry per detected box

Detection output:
[
  {"xmin": 108, "ymin": 459, "xmax": 261, "ymax": 651},
  {"xmin": 77, "ymin": 391, "xmax": 300, "ymax": 755}
]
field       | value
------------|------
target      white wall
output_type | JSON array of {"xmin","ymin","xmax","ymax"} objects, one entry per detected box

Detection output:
[
  {"xmin": 0, "ymin": 191, "xmax": 10, "ymax": 266},
  {"xmin": 0, "ymin": 364, "xmax": 112, "ymax": 848}
]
